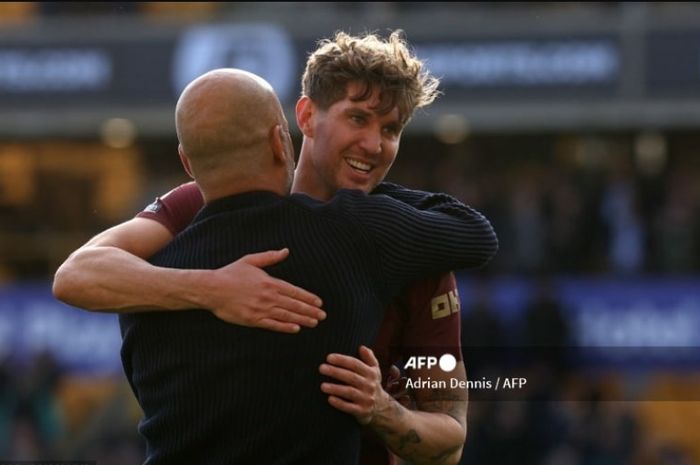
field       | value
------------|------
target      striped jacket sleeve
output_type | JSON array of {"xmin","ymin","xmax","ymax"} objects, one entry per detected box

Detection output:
[{"xmin": 338, "ymin": 183, "xmax": 497, "ymax": 297}]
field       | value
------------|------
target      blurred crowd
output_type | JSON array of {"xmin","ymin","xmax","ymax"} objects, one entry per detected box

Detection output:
[
  {"xmin": 459, "ymin": 279, "xmax": 698, "ymax": 465},
  {"xmin": 0, "ymin": 352, "xmax": 143, "ymax": 463},
  {"xmin": 386, "ymin": 132, "xmax": 700, "ymax": 276},
  {"xmin": 3, "ymin": 131, "xmax": 699, "ymax": 281}
]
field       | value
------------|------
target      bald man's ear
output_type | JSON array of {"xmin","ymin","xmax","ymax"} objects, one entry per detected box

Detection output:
[
  {"xmin": 295, "ymin": 96, "xmax": 315, "ymax": 138},
  {"xmin": 269, "ymin": 125, "xmax": 292, "ymax": 166},
  {"xmin": 178, "ymin": 145, "xmax": 195, "ymax": 180}
]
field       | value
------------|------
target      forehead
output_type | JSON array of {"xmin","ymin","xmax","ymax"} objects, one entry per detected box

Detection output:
[{"xmin": 331, "ymin": 82, "xmax": 401, "ymax": 121}]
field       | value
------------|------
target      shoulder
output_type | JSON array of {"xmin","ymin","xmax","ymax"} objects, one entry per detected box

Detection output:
[
  {"xmin": 159, "ymin": 181, "xmax": 202, "ymax": 205},
  {"xmin": 141, "ymin": 182, "xmax": 201, "ymax": 213},
  {"xmin": 137, "ymin": 181, "xmax": 203, "ymax": 235}
]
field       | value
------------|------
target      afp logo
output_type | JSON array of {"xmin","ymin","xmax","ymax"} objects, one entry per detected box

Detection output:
[{"xmin": 404, "ymin": 354, "xmax": 457, "ymax": 372}]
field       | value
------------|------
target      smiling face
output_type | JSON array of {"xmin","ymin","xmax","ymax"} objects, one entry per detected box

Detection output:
[{"xmin": 294, "ymin": 81, "xmax": 403, "ymax": 201}]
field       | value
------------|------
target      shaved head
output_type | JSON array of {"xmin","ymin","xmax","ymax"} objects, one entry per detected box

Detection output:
[{"xmin": 175, "ymin": 69, "xmax": 294, "ymax": 200}]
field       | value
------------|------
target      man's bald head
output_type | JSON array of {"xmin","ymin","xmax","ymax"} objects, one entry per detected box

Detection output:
[
  {"xmin": 176, "ymin": 68, "xmax": 288, "ymax": 177},
  {"xmin": 174, "ymin": 69, "xmax": 294, "ymax": 200}
]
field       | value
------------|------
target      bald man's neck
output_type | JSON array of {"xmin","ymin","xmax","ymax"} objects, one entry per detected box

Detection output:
[{"xmin": 197, "ymin": 164, "xmax": 290, "ymax": 205}]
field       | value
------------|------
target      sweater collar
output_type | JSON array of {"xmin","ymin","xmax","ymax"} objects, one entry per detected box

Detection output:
[{"xmin": 194, "ymin": 190, "xmax": 283, "ymax": 222}]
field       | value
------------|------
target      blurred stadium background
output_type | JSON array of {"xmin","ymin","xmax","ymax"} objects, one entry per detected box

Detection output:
[{"xmin": 1, "ymin": 2, "xmax": 699, "ymax": 464}]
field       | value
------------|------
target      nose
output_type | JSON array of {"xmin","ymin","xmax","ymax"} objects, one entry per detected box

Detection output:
[{"xmin": 358, "ymin": 128, "xmax": 382, "ymax": 156}]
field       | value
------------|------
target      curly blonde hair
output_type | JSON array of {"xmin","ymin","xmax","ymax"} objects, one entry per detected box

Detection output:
[{"xmin": 302, "ymin": 30, "xmax": 440, "ymax": 124}]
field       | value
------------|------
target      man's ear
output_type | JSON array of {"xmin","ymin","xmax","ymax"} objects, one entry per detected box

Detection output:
[
  {"xmin": 178, "ymin": 145, "xmax": 195, "ymax": 179},
  {"xmin": 295, "ymin": 96, "xmax": 315, "ymax": 138},
  {"xmin": 269, "ymin": 124, "xmax": 289, "ymax": 165}
]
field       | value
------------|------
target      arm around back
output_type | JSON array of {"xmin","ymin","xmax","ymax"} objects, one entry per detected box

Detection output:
[
  {"xmin": 348, "ymin": 184, "xmax": 498, "ymax": 291},
  {"xmin": 52, "ymin": 217, "xmax": 325, "ymax": 332},
  {"xmin": 52, "ymin": 217, "xmax": 178, "ymax": 311}
]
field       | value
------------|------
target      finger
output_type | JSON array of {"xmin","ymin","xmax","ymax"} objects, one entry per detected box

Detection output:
[
  {"xmin": 274, "ymin": 279, "xmax": 323, "ymax": 308},
  {"xmin": 273, "ymin": 294, "xmax": 326, "ymax": 320},
  {"xmin": 269, "ymin": 307, "xmax": 320, "ymax": 328},
  {"xmin": 326, "ymin": 353, "xmax": 371, "ymax": 371},
  {"xmin": 240, "ymin": 248, "xmax": 289, "ymax": 268},
  {"xmin": 319, "ymin": 363, "xmax": 367, "ymax": 387},
  {"xmin": 327, "ymin": 395, "xmax": 364, "ymax": 417},
  {"xmin": 358, "ymin": 345, "xmax": 379, "ymax": 368},
  {"xmin": 321, "ymin": 382, "xmax": 363, "ymax": 402},
  {"xmin": 257, "ymin": 318, "xmax": 300, "ymax": 334}
]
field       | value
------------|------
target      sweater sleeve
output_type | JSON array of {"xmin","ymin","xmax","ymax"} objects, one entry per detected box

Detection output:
[
  {"xmin": 339, "ymin": 184, "xmax": 498, "ymax": 295},
  {"xmin": 136, "ymin": 182, "xmax": 204, "ymax": 236}
]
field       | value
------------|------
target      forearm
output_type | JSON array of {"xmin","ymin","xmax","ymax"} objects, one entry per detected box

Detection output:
[
  {"xmin": 356, "ymin": 185, "xmax": 498, "ymax": 276},
  {"xmin": 53, "ymin": 245, "xmax": 212, "ymax": 312},
  {"xmin": 369, "ymin": 396, "xmax": 466, "ymax": 465},
  {"xmin": 320, "ymin": 348, "xmax": 467, "ymax": 464},
  {"xmin": 373, "ymin": 182, "xmax": 484, "ymax": 222}
]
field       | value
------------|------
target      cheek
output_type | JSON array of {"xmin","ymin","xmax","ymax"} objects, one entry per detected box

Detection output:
[
  {"xmin": 382, "ymin": 144, "xmax": 399, "ymax": 166},
  {"xmin": 320, "ymin": 137, "xmax": 345, "ymax": 165}
]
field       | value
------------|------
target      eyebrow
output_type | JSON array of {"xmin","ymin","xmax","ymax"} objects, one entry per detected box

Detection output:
[
  {"xmin": 344, "ymin": 106, "xmax": 403, "ymax": 131},
  {"xmin": 345, "ymin": 105, "xmax": 400, "ymax": 123},
  {"xmin": 344, "ymin": 107, "xmax": 372, "ymax": 116}
]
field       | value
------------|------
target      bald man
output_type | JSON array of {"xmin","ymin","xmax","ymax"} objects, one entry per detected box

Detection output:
[
  {"xmin": 174, "ymin": 69, "xmax": 295, "ymax": 202},
  {"xmin": 119, "ymin": 69, "xmax": 497, "ymax": 465}
]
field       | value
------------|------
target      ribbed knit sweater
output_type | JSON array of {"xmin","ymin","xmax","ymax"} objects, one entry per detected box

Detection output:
[{"xmin": 120, "ymin": 183, "xmax": 497, "ymax": 465}]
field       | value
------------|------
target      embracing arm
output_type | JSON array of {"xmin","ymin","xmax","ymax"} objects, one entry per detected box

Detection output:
[
  {"xmin": 53, "ymin": 217, "xmax": 180, "ymax": 311},
  {"xmin": 351, "ymin": 183, "xmax": 498, "ymax": 286},
  {"xmin": 52, "ymin": 217, "xmax": 324, "ymax": 333},
  {"xmin": 318, "ymin": 209, "xmax": 473, "ymax": 464},
  {"xmin": 374, "ymin": 363, "xmax": 468, "ymax": 465},
  {"xmin": 320, "ymin": 347, "xmax": 467, "ymax": 465}
]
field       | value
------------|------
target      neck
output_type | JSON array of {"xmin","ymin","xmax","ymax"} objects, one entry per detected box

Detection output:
[
  {"xmin": 199, "ymin": 173, "xmax": 287, "ymax": 204},
  {"xmin": 291, "ymin": 143, "xmax": 333, "ymax": 202}
]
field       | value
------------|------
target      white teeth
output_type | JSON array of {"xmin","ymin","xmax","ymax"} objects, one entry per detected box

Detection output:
[{"xmin": 346, "ymin": 159, "xmax": 371, "ymax": 172}]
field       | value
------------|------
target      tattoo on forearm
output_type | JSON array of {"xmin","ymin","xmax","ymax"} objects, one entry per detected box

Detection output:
[
  {"xmin": 372, "ymin": 390, "xmax": 466, "ymax": 464},
  {"xmin": 372, "ymin": 400, "xmax": 406, "ymax": 437},
  {"xmin": 397, "ymin": 429, "xmax": 421, "ymax": 451}
]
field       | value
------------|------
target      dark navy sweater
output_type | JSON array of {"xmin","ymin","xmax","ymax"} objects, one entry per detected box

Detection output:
[{"xmin": 120, "ymin": 184, "xmax": 497, "ymax": 465}]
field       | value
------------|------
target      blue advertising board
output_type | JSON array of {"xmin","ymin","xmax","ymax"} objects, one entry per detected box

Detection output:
[
  {"xmin": 0, "ymin": 283, "xmax": 122, "ymax": 375},
  {"xmin": 1, "ymin": 277, "xmax": 699, "ymax": 375}
]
